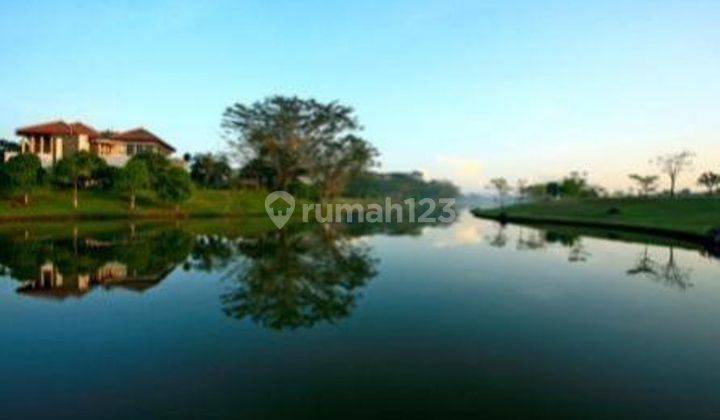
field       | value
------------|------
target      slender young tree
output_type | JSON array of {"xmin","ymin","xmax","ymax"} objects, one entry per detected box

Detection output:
[
  {"xmin": 116, "ymin": 159, "xmax": 150, "ymax": 210},
  {"xmin": 489, "ymin": 177, "xmax": 511, "ymax": 208},
  {"xmin": 54, "ymin": 151, "xmax": 103, "ymax": 209},
  {"xmin": 652, "ymin": 151, "xmax": 694, "ymax": 197},
  {"xmin": 4, "ymin": 154, "xmax": 41, "ymax": 205},
  {"xmin": 516, "ymin": 179, "xmax": 528, "ymax": 201}
]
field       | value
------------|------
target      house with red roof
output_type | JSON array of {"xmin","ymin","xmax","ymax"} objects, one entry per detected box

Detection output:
[{"xmin": 12, "ymin": 120, "xmax": 176, "ymax": 167}]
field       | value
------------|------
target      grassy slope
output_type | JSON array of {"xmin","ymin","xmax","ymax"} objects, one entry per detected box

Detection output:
[
  {"xmin": 473, "ymin": 197, "xmax": 720, "ymax": 237},
  {"xmin": 0, "ymin": 187, "xmax": 270, "ymax": 220}
]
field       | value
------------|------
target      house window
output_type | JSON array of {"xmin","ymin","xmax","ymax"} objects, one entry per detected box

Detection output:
[
  {"xmin": 42, "ymin": 137, "xmax": 51, "ymax": 154},
  {"xmin": 126, "ymin": 144, "xmax": 136, "ymax": 155}
]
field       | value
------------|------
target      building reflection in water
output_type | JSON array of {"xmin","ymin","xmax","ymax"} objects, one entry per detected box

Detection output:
[
  {"xmin": 16, "ymin": 260, "xmax": 173, "ymax": 299},
  {"xmin": 0, "ymin": 219, "xmax": 439, "ymax": 328},
  {"xmin": 1, "ymin": 225, "xmax": 191, "ymax": 300}
]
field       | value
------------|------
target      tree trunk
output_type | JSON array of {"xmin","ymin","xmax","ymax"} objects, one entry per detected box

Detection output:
[
  {"xmin": 129, "ymin": 189, "xmax": 136, "ymax": 210},
  {"xmin": 669, "ymin": 175, "xmax": 677, "ymax": 197},
  {"xmin": 175, "ymin": 204, "xmax": 180, "ymax": 215},
  {"xmin": 23, "ymin": 193, "xmax": 28, "ymax": 206},
  {"xmin": 73, "ymin": 180, "xmax": 79, "ymax": 209}
]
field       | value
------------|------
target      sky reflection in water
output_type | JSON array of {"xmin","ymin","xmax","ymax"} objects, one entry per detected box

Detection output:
[{"xmin": 0, "ymin": 212, "xmax": 718, "ymax": 418}]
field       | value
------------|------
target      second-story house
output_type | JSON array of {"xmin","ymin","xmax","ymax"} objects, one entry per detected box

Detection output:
[{"xmin": 13, "ymin": 120, "xmax": 176, "ymax": 167}]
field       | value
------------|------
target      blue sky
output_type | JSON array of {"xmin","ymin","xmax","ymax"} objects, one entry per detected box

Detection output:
[{"xmin": 1, "ymin": 0, "xmax": 719, "ymax": 192}]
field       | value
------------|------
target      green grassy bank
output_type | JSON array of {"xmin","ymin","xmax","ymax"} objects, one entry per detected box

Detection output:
[
  {"xmin": 0, "ymin": 187, "xmax": 270, "ymax": 221},
  {"xmin": 473, "ymin": 197, "xmax": 720, "ymax": 240}
]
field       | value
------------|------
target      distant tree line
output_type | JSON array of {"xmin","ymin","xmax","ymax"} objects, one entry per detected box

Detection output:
[
  {"xmin": 504, "ymin": 171, "xmax": 604, "ymax": 202},
  {"xmin": 344, "ymin": 171, "xmax": 459, "ymax": 199},
  {"xmin": 488, "ymin": 150, "xmax": 720, "ymax": 204},
  {"xmin": 628, "ymin": 151, "xmax": 720, "ymax": 197}
]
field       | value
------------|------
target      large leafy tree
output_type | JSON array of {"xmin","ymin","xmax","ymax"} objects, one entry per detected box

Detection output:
[
  {"xmin": 312, "ymin": 134, "xmax": 378, "ymax": 201},
  {"xmin": 54, "ymin": 151, "xmax": 104, "ymax": 209},
  {"xmin": 155, "ymin": 166, "xmax": 193, "ymax": 213},
  {"xmin": 115, "ymin": 158, "xmax": 150, "ymax": 210},
  {"xmin": 222, "ymin": 96, "xmax": 363, "ymax": 190},
  {"xmin": 3, "ymin": 154, "xmax": 41, "ymax": 205}
]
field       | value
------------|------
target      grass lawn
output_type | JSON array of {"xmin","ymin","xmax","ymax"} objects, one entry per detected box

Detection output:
[
  {"xmin": 473, "ymin": 197, "xmax": 720, "ymax": 237},
  {"xmin": 0, "ymin": 187, "xmax": 270, "ymax": 221}
]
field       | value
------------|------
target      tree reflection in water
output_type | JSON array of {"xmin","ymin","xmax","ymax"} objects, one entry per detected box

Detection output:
[
  {"xmin": 0, "ymin": 219, "xmax": 440, "ymax": 327},
  {"xmin": 627, "ymin": 246, "xmax": 693, "ymax": 291},
  {"xmin": 497, "ymin": 223, "xmax": 697, "ymax": 289},
  {"xmin": 511, "ymin": 226, "xmax": 590, "ymax": 262},
  {"xmin": 219, "ymin": 225, "xmax": 379, "ymax": 330},
  {"xmin": 486, "ymin": 224, "xmax": 508, "ymax": 248}
]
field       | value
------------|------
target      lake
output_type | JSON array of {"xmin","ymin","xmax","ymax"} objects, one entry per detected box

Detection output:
[{"xmin": 0, "ymin": 211, "xmax": 718, "ymax": 418}]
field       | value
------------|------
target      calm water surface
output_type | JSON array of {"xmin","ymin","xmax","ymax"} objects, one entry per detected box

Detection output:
[{"xmin": 0, "ymin": 211, "xmax": 718, "ymax": 418}]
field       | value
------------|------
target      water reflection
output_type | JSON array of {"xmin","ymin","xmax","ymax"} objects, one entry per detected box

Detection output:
[
  {"xmin": 627, "ymin": 246, "xmax": 693, "ymax": 290},
  {"xmin": 484, "ymin": 222, "xmax": 702, "ymax": 290},
  {"xmin": 493, "ymin": 225, "xmax": 592, "ymax": 263},
  {"xmin": 220, "ymin": 226, "xmax": 378, "ymax": 330},
  {"xmin": 0, "ymin": 226, "xmax": 192, "ymax": 299},
  {"xmin": 0, "ymin": 220, "xmax": 437, "ymax": 327},
  {"xmin": 0, "ymin": 214, "xmax": 709, "ymax": 314}
]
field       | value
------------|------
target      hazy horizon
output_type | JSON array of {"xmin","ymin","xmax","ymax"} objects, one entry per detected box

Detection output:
[{"xmin": 1, "ymin": 0, "xmax": 718, "ymax": 193}]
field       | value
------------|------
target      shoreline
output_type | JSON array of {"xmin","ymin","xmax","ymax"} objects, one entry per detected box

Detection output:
[
  {"xmin": 472, "ymin": 209, "xmax": 717, "ymax": 249},
  {"xmin": 0, "ymin": 211, "xmax": 270, "ymax": 224}
]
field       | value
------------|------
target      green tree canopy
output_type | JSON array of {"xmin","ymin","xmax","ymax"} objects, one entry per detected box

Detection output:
[
  {"xmin": 222, "ymin": 96, "xmax": 364, "ymax": 190},
  {"xmin": 115, "ymin": 158, "xmax": 150, "ymax": 210},
  {"xmin": 628, "ymin": 174, "xmax": 659, "ymax": 196},
  {"xmin": 312, "ymin": 134, "xmax": 378, "ymax": 200},
  {"xmin": 697, "ymin": 172, "xmax": 720, "ymax": 195},
  {"xmin": 54, "ymin": 151, "xmax": 105, "ymax": 208},
  {"xmin": 3, "ymin": 154, "xmax": 41, "ymax": 205},
  {"xmin": 155, "ymin": 166, "xmax": 192, "ymax": 212},
  {"xmin": 131, "ymin": 151, "xmax": 171, "ymax": 188},
  {"xmin": 237, "ymin": 157, "xmax": 276, "ymax": 189},
  {"xmin": 190, "ymin": 153, "xmax": 232, "ymax": 189}
]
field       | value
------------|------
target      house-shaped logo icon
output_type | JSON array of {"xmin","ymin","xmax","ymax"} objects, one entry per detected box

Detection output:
[{"xmin": 265, "ymin": 191, "xmax": 295, "ymax": 229}]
